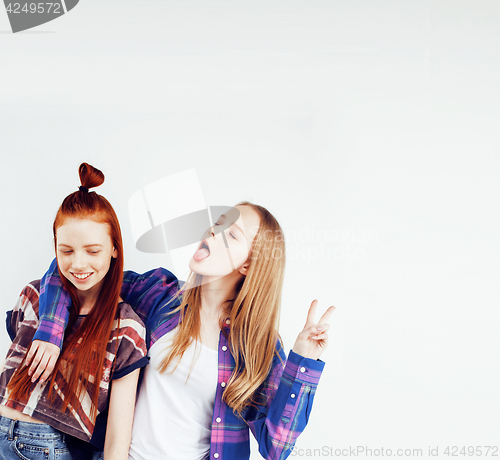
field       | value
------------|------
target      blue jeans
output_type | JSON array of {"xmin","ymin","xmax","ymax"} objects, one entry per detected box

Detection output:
[{"xmin": 0, "ymin": 415, "xmax": 72, "ymax": 460}]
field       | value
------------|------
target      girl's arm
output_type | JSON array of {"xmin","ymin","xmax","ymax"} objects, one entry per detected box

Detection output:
[
  {"xmin": 245, "ymin": 348, "xmax": 325, "ymax": 459},
  {"xmin": 103, "ymin": 368, "xmax": 141, "ymax": 460},
  {"xmin": 34, "ymin": 258, "xmax": 72, "ymax": 347},
  {"xmin": 28, "ymin": 259, "xmax": 181, "ymax": 382},
  {"xmin": 34, "ymin": 259, "xmax": 181, "ymax": 345},
  {"xmin": 119, "ymin": 267, "xmax": 181, "ymax": 328},
  {"xmin": 246, "ymin": 300, "xmax": 335, "ymax": 459}
]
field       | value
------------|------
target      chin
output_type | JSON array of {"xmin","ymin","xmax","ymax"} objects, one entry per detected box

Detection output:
[
  {"xmin": 71, "ymin": 283, "xmax": 93, "ymax": 291},
  {"xmin": 188, "ymin": 258, "xmax": 198, "ymax": 272}
]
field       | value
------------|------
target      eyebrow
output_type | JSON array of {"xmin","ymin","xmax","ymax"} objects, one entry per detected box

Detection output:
[
  {"xmin": 218, "ymin": 214, "xmax": 245, "ymax": 236},
  {"xmin": 57, "ymin": 244, "xmax": 104, "ymax": 248}
]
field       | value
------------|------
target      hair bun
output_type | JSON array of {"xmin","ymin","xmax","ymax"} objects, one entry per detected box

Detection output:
[{"xmin": 79, "ymin": 163, "xmax": 105, "ymax": 191}]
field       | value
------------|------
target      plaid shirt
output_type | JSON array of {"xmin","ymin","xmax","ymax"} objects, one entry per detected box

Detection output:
[
  {"xmin": 2, "ymin": 280, "xmax": 148, "ymax": 451},
  {"xmin": 35, "ymin": 259, "xmax": 325, "ymax": 460}
]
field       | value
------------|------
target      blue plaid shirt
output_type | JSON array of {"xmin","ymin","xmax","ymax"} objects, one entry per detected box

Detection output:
[{"xmin": 35, "ymin": 259, "xmax": 325, "ymax": 460}]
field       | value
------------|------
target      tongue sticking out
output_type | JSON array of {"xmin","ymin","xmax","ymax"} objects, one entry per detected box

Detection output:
[{"xmin": 194, "ymin": 248, "xmax": 210, "ymax": 261}]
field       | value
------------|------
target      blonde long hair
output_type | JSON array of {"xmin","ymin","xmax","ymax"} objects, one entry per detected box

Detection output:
[{"xmin": 158, "ymin": 201, "xmax": 286, "ymax": 416}]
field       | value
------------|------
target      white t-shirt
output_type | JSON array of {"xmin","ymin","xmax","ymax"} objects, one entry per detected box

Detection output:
[{"xmin": 129, "ymin": 327, "xmax": 218, "ymax": 460}]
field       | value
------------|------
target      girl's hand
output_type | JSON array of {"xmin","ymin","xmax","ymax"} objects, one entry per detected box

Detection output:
[
  {"xmin": 25, "ymin": 340, "xmax": 60, "ymax": 384},
  {"xmin": 292, "ymin": 300, "xmax": 335, "ymax": 360}
]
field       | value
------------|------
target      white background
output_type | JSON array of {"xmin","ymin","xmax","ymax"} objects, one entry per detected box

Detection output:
[{"xmin": 1, "ymin": 1, "xmax": 499, "ymax": 458}]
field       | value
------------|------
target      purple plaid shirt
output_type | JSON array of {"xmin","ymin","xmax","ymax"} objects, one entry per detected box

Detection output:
[{"xmin": 34, "ymin": 259, "xmax": 325, "ymax": 460}]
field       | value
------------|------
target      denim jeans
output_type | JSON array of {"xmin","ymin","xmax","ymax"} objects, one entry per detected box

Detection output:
[{"xmin": 0, "ymin": 415, "xmax": 72, "ymax": 460}]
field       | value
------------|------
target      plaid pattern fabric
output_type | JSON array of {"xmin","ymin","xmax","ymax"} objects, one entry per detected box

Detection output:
[
  {"xmin": 1, "ymin": 280, "xmax": 148, "ymax": 446},
  {"xmin": 35, "ymin": 260, "xmax": 325, "ymax": 460}
]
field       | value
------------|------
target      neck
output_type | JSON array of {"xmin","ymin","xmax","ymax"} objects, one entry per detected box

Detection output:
[
  {"xmin": 200, "ymin": 272, "xmax": 242, "ymax": 317},
  {"xmin": 76, "ymin": 287, "xmax": 100, "ymax": 315}
]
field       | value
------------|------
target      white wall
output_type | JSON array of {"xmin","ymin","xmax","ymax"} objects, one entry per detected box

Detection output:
[{"xmin": 1, "ymin": 1, "xmax": 499, "ymax": 457}]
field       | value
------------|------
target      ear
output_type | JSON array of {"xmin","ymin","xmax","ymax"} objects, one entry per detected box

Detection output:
[
  {"xmin": 112, "ymin": 247, "xmax": 118, "ymax": 259},
  {"xmin": 238, "ymin": 261, "xmax": 250, "ymax": 276}
]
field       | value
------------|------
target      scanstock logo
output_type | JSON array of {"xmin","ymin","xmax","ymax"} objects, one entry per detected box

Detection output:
[
  {"xmin": 3, "ymin": 1, "xmax": 79, "ymax": 33},
  {"xmin": 128, "ymin": 169, "xmax": 240, "ymax": 286}
]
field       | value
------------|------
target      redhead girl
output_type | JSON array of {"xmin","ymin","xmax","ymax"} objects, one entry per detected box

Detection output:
[
  {"xmin": 28, "ymin": 201, "xmax": 334, "ymax": 459},
  {"xmin": 0, "ymin": 164, "xmax": 148, "ymax": 460}
]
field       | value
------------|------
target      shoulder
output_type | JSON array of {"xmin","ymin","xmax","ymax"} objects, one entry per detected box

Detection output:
[
  {"xmin": 111, "ymin": 302, "xmax": 149, "ymax": 372},
  {"xmin": 12, "ymin": 280, "xmax": 41, "ymax": 315},
  {"xmin": 116, "ymin": 302, "xmax": 147, "ymax": 329},
  {"xmin": 124, "ymin": 267, "xmax": 180, "ymax": 288},
  {"xmin": 115, "ymin": 302, "xmax": 147, "ymax": 341},
  {"xmin": 20, "ymin": 280, "xmax": 41, "ymax": 304},
  {"xmin": 7, "ymin": 280, "xmax": 42, "ymax": 340}
]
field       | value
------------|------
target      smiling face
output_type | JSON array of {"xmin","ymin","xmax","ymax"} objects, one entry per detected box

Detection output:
[
  {"xmin": 189, "ymin": 205, "xmax": 261, "ymax": 281},
  {"xmin": 56, "ymin": 217, "xmax": 118, "ymax": 299}
]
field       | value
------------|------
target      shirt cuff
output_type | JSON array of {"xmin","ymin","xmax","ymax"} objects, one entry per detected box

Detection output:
[
  {"xmin": 283, "ymin": 349, "xmax": 325, "ymax": 387},
  {"xmin": 112, "ymin": 356, "xmax": 149, "ymax": 380},
  {"xmin": 33, "ymin": 324, "xmax": 64, "ymax": 349}
]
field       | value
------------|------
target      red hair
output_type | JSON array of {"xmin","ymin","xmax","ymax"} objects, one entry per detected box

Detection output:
[{"xmin": 8, "ymin": 163, "xmax": 124, "ymax": 421}]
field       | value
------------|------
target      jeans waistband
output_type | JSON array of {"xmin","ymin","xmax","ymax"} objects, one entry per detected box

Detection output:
[{"xmin": 0, "ymin": 415, "xmax": 66, "ymax": 441}]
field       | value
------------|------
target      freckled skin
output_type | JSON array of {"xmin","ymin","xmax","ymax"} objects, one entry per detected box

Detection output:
[{"xmin": 56, "ymin": 218, "xmax": 117, "ymax": 308}]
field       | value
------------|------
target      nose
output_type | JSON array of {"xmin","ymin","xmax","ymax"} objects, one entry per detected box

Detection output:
[
  {"xmin": 205, "ymin": 225, "xmax": 215, "ymax": 238},
  {"xmin": 72, "ymin": 251, "xmax": 88, "ymax": 270}
]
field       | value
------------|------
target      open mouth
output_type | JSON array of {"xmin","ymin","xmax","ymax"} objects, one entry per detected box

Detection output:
[
  {"xmin": 193, "ymin": 240, "xmax": 210, "ymax": 261},
  {"xmin": 71, "ymin": 272, "xmax": 93, "ymax": 281}
]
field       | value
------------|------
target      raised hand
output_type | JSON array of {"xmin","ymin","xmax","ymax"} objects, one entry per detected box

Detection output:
[
  {"xmin": 292, "ymin": 300, "xmax": 335, "ymax": 360},
  {"xmin": 25, "ymin": 340, "xmax": 61, "ymax": 384}
]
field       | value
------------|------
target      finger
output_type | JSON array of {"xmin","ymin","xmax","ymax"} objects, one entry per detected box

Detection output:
[
  {"xmin": 315, "ymin": 323, "xmax": 330, "ymax": 334},
  {"xmin": 28, "ymin": 349, "xmax": 44, "ymax": 376},
  {"xmin": 311, "ymin": 336, "xmax": 329, "ymax": 352},
  {"xmin": 297, "ymin": 324, "xmax": 323, "ymax": 341},
  {"xmin": 25, "ymin": 342, "xmax": 40, "ymax": 367},
  {"xmin": 31, "ymin": 354, "xmax": 50, "ymax": 383},
  {"xmin": 318, "ymin": 306, "xmax": 336, "ymax": 326},
  {"xmin": 39, "ymin": 355, "xmax": 58, "ymax": 384},
  {"xmin": 311, "ymin": 332, "xmax": 329, "ymax": 341},
  {"xmin": 305, "ymin": 299, "xmax": 318, "ymax": 326}
]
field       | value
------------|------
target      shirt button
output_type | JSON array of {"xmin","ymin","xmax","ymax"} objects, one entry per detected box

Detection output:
[
  {"xmin": 221, "ymin": 382, "xmax": 226, "ymax": 387},
  {"xmin": 291, "ymin": 393, "xmax": 296, "ymax": 398},
  {"xmin": 216, "ymin": 417, "xmax": 221, "ymax": 423},
  {"xmin": 300, "ymin": 367, "xmax": 306, "ymax": 373},
  {"xmin": 214, "ymin": 454, "xmax": 219, "ymax": 458},
  {"xmin": 225, "ymin": 319, "xmax": 230, "ymax": 325},
  {"xmin": 221, "ymin": 346, "xmax": 227, "ymax": 351}
]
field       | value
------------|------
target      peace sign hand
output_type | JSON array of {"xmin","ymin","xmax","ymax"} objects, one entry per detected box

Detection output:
[{"xmin": 292, "ymin": 300, "xmax": 335, "ymax": 360}]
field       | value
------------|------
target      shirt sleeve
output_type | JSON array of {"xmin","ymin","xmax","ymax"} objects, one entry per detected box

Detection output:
[
  {"xmin": 33, "ymin": 259, "xmax": 181, "ymax": 349},
  {"xmin": 244, "ymin": 344, "xmax": 325, "ymax": 460},
  {"xmin": 0, "ymin": 283, "xmax": 42, "ymax": 402},
  {"xmin": 119, "ymin": 268, "xmax": 182, "ymax": 334},
  {"xmin": 111, "ymin": 305, "xmax": 150, "ymax": 380},
  {"xmin": 7, "ymin": 282, "xmax": 41, "ymax": 345},
  {"xmin": 33, "ymin": 258, "xmax": 72, "ymax": 348}
]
